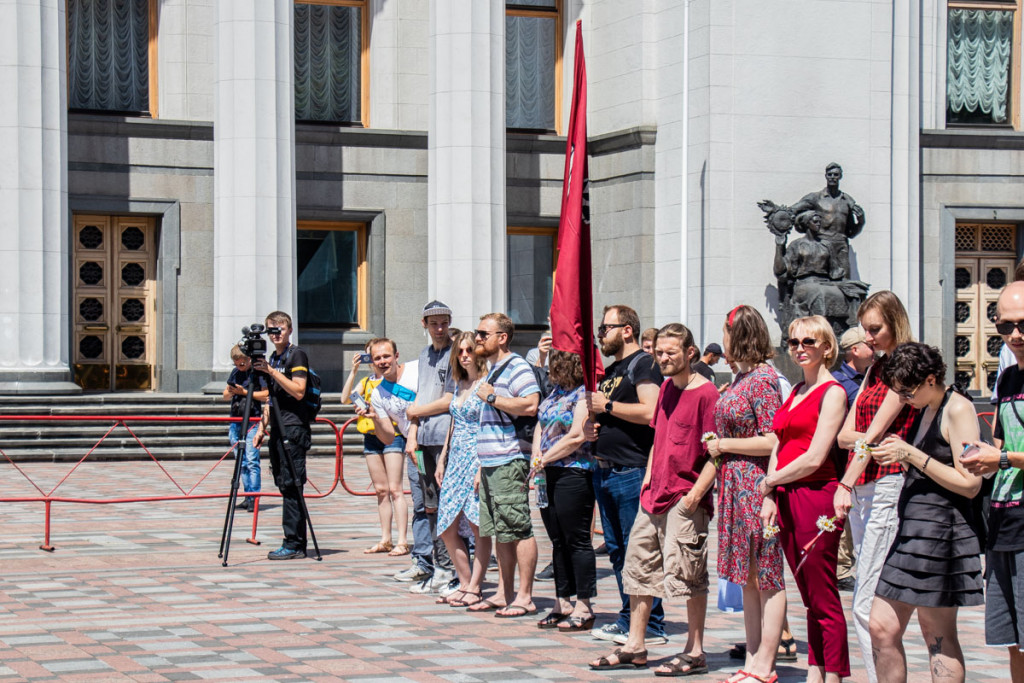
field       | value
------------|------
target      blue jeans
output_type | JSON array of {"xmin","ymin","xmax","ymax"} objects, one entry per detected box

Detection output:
[
  {"xmin": 228, "ymin": 422, "xmax": 261, "ymax": 493},
  {"xmin": 593, "ymin": 465, "xmax": 665, "ymax": 635}
]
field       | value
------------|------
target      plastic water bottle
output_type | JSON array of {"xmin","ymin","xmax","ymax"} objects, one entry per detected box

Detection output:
[{"xmin": 535, "ymin": 470, "xmax": 549, "ymax": 508}]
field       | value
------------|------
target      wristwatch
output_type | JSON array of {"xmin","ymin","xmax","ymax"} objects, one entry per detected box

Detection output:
[
  {"xmin": 605, "ymin": 401, "xmax": 614, "ymax": 414},
  {"xmin": 486, "ymin": 393, "xmax": 497, "ymax": 405},
  {"xmin": 1000, "ymin": 449, "xmax": 1012, "ymax": 470}
]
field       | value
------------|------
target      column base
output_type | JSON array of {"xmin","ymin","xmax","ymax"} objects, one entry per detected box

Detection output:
[{"xmin": 0, "ymin": 369, "xmax": 82, "ymax": 395}]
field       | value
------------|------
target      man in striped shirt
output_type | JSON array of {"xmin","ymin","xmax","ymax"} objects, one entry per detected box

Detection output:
[{"xmin": 471, "ymin": 313, "xmax": 541, "ymax": 617}]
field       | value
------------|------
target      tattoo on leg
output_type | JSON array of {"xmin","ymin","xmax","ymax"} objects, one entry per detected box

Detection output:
[
  {"xmin": 928, "ymin": 637, "xmax": 955, "ymax": 679},
  {"xmin": 927, "ymin": 636, "xmax": 943, "ymax": 657}
]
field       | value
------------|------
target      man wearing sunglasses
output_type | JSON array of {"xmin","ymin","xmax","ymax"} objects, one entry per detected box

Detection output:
[
  {"xmin": 962, "ymin": 280, "xmax": 1024, "ymax": 681},
  {"xmin": 472, "ymin": 313, "xmax": 541, "ymax": 617}
]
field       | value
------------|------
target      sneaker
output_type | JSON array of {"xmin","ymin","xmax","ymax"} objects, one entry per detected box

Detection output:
[
  {"xmin": 613, "ymin": 627, "xmax": 669, "ymax": 646},
  {"xmin": 267, "ymin": 547, "xmax": 305, "ymax": 561},
  {"xmin": 394, "ymin": 564, "xmax": 432, "ymax": 582},
  {"xmin": 439, "ymin": 578, "xmax": 461, "ymax": 598},
  {"xmin": 592, "ymin": 622, "xmax": 628, "ymax": 641},
  {"xmin": 536, "ymin": 562, "xmax": 555, "ymax": 581},
  {"xmin": 429, "ymin": 569, "xmax": 455, "ymax": 592},
  {"xmin": 409, "ymin": 578, "xmax": 434, "ymax": 594}
]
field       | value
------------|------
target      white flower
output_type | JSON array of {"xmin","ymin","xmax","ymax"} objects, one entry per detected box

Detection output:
[
  {"xmin": 854, "ymin": 439, "xmax": 871, "ymax": 461},
  {"xmin": 701, "ymin": 432, "xmax": 718, "ymax": 443},
  {"xmin": 762, "ymin": 523, "xmax": 780, "ymax": 540},
  {"xmin": 531, "ymin": 454, "xmax": 542, "ymax": 470},
  {"xmin": 816, "ymin": 515, "xmax": 838, "ymax": 533}
]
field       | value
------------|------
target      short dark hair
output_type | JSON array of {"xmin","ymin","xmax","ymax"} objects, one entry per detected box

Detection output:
[
  {"xmin": 603, "ymin": 305, "xmax": 640, "ymax": 340},
  {"xmin": 881, "ymin": 342, "xmax": 946, "ymax": 391}
]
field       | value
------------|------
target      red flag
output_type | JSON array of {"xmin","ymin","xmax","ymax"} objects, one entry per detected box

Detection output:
[{"xmin": 550, "ymin": 20, "xmax": 603, "ymax": 392}]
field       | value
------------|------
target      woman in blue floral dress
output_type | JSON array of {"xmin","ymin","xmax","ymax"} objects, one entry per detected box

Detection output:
[
  {"xmin": 435, "ymin": 331, "xmax": 490, "ymax": 607},
  {"xmin": 532, "ymin": 350, "xmax": 597, "ymax": 632},
  {"xmin": 704, "ymin": 305, "xmax": 786, "ymax": 677}
]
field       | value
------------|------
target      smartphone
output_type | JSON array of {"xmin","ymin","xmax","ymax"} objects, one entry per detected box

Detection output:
[
  {"xmin": 359, "ymin": 353, "xmax": 373, "ymax": 363},
  {"xmin": 961, "ymin": 443, "xmax": 980, "ymax": 460},
  {"xmin": 350, "ymin": 392, "xmax": 368, "ymax": 411}
]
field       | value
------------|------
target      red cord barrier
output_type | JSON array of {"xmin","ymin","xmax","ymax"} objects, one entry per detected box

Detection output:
[{"xmin": 0, "ymin": 414, "xmax": 372, "ymax": 551}]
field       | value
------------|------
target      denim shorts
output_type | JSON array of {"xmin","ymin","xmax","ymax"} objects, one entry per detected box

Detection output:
[{"xmin": 364, "ymin": 433, "xmax": 405, "ymax": 455}]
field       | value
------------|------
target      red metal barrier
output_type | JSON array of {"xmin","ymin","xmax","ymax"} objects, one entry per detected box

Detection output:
[
  {"xmin": 0, "ymin": 414, "xmax": 359, "ymax": 551},
  {"xmin": 979, "ymin": 411, "xmax": 994, "ymax": 431}
]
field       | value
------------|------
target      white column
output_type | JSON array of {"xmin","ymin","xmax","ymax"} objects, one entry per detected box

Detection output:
[
  {"xmin": 0, "ymin": 0, "xmax": 77, "ymax": 393},
  {"xmin": 212, "ymin": 0, "xmax": 296, "ymax": 371},
  {"xmin": 428, "ymin": 0, "xmax": 506, "ymax": 330}
]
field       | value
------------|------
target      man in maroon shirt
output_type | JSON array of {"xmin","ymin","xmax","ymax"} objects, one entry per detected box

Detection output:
[{"xmin": 590, "ymin": 323, "xmax": 719, "ymax": 674}]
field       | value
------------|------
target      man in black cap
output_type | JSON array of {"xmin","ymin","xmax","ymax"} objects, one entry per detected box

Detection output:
[
  {"xmin": 401, "ymin": 300, "xmax": 458, "ymax": 594},
  {"xmin": 690, "ymin": 343, "xmax": 722, "ymax": 383}
]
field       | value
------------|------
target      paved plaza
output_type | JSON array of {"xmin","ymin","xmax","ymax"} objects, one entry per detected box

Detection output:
[{"xmin": 0, "ymin": 454, "xmax": 1010, "ymax": 682}]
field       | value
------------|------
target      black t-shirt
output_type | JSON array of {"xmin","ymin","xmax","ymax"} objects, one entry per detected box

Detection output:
[
  {"xmin": 268, "ymin": 345, "xmax": 311, "ymax": 428},
  {"xmin": 691, "ymin": 360, "xmax": 715, "ymax": 383},
  {"xmin": 991, "ymin": 364, "xmax": 1024, "ymax": 550},
  {"xmin": 595, "ymin": 350, "xmax": 663, "ymax": 467},
  {"xmin": 227, "ymin": 367, "xmax": 267, "ymax": 418}
]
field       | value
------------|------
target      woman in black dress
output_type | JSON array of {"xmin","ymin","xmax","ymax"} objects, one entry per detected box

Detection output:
[{"xmin": 868, "ymin": 342, "xmax": 983, "ymax": 683}]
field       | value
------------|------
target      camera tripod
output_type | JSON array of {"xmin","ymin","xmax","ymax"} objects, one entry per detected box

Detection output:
[{"xmin": 218, "ymin": 365, "xmax": 322, "ymax": 566}]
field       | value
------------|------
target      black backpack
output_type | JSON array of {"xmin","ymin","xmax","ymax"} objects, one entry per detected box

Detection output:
[
  {"xmin": 283, "ymin": 347, "xmax": 323, "ymax": 418},
  {"xmin": 488, "ymin": 357, "xmax": 551, "ymax": 449}
]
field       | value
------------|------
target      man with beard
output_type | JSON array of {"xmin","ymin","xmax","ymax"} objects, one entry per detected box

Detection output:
[
  {"xmin": 584, "ymin": 305, "xmax": 667, "ymax": 646},
  {"xmin": 471, "ymin": 312, "xmax": 541, "ymax": 617}
]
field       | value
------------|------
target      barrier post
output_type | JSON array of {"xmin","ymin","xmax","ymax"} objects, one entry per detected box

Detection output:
[{"xmin": 40, "ymin": 500, "xmax": 54, "ymax": 552}]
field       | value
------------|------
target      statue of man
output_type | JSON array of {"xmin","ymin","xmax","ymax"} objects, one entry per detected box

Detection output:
[{"xmin": 785, "ymin": 163, "xmax": 865, "ymax": 280}]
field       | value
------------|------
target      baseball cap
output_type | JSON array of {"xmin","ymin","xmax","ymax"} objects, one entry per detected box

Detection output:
[
  {"xmin": 704, "ymin": 343, "xmax": 723, "ymax": 356},
  {"xmin": 839, "ymin": 327, "xmax": 866, "ymax": 351},
  {"xmin": 422, "ymin": 300, "xmax": 453, "ymax": 319}
]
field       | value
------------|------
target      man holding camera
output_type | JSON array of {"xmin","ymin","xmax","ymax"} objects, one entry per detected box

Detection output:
[{"xmin": 253, "ymin": 311, "xmax": 312, "ymax": 561}]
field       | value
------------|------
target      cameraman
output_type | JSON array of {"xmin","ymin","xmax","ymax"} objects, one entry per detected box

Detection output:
[{"xmin": 253, "ymin": 311, "xmax": 311, "ymax": 561}]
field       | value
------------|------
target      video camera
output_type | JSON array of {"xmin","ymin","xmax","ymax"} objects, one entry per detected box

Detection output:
[{"xmin": 238, "ymin": 323, "xmax": 281, "ymax": 360}]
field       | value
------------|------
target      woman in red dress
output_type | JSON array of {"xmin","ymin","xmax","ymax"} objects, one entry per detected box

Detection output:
[
  {"xmin": 760, "ymin": 315, "xmax": 850, "ymax": 683},
  {"xmin": 706, "ymin": 305, "xmax": 785, "ymax": 683}
]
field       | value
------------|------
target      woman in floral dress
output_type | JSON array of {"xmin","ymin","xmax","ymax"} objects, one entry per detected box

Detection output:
[
  {"xmin": 705, "ymin": 305, "xmax": 785, "ymax": 681},
  {"xmin": 435, "ymin": 331, "xmax": 490, "ymax": 607}
]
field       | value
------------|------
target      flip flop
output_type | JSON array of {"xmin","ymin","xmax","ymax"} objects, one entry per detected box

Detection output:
[
  {"xmin": 466, "ymin": 598, "xmax": 504, "ymax": 613},
  {"xmin": 436, "ymin": 590, "xmax": 462, "ymax": 605},
  {"xmin": 494, "ymin": 604, "xmax": 538, "ymax": 618},
  {"xmin": 448, "ymin": 591, "xmax": 482, "ymax": 608}
]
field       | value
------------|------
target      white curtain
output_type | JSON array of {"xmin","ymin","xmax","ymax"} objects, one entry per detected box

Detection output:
[
  {"xmin": 947, "ymin": 8, "xmax": 1012, "ymax": 124},
  {"xmin": 295, "ymin": 3, "xmax": 362, "ymax": 123},
  {"xmin": 506, "ymin": 15, "xmax": 555, "ymax": 130},
  {"xmin": 68, "ymin": 0, "xmax": 150, "ymax": 112}
]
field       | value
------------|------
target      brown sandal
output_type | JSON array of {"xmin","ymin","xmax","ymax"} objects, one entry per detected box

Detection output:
[
  {"xmin": 363, "ymin": 541, "xmax": 393, "ymax": 554},
  {"xmin": 387, "ymin": 543, "xmax": 410, "ymax": 556},
  {"xmin": 654, "ymin": 653, "xmax": 708, "ymax": 677},
  {"xmin": 590, "ymin": 648, "xmax": 648, "ymax": 670}
]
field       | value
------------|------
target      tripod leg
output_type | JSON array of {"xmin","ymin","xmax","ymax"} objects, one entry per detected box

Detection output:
[
  {"xmin": 219, "ymin": 440, "xmax": 244, "ymax": 565},
  {"xmin": 269, "ymin": 400, "xmax": 321, "ymax": 561}
]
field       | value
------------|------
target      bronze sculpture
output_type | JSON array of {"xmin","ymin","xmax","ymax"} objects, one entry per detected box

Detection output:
[{"xmin": 759, "ymin": 163, "xmax": 869, "ymax": 337}]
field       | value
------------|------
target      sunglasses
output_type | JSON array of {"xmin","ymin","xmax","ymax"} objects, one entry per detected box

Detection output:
[
  {"xmin": 995, "ymin": 320, "xmax": 1024, "ymax": 335},
  {"xmin": 474, "ymin": 329, "xmax": 497, "ymax": 339},
  {"xmin": 787, "ymin": 337, "xmax": 819, "ymax": 350},
  {"xmin": 597, "ymin": 323, "xmax": 627, "ymax": 335},
  {"xmin": 895, "ymin": 383, "xmax": 922, "ymax": 400}
]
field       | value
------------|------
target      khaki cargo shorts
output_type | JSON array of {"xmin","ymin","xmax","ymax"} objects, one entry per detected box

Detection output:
[
  {"xmin": 622, "ymin": 495, "xmax": 710, "ymax": 599},
  {"xmin": 478, "ymin": 459, "xmax": 534, "ymax": 543}
]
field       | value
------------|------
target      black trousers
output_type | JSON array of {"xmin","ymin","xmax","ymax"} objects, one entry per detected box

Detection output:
[
  {"xmin": 270, "ymin": 425, "xmax": 311, "ymax": 551},
  {"xmin": 540, "ymin": 466, "xmax": 597, "ymax": 600}
]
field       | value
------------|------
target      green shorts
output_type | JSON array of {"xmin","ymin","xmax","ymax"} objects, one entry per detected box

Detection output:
[{"xmin": 478, "ymin": 459, "xmax": 534, "ymax": 543}]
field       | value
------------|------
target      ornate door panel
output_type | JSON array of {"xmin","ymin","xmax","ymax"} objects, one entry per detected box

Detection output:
[
  {"xmin": 73, "ymin": 215, "xmax": 157, "ymax": 391},
  {"xmin": 953, "ymin": 223, "xmax": 1016, "ymax": 397}
]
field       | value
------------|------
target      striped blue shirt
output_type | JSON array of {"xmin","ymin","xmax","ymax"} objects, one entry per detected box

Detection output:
[{"xmin": 477, "ymin": 354, "xmax": 540, "ymax": 468}]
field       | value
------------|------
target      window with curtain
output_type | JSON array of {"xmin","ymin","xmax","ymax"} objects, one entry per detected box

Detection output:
[
  {"xmin": 67, "ymin": 0, "xmax": 154, "ymax": 114},
  {"xmin": 506, "ymin": 1, "xmax": 560, "ymax": 131},
  {"xmin": 507, "ymin": 228, "xmax": 556, "ymax": 326},
  {"xmin": 294, "ymin": 1, "xmax": 364, "ymax": 124},
  {"xmin": 947, "ymin": 2, "xmax": 1017, "ymax": 125},
  {"xmin": 297, "ymin": 222, "xmax": 367, "ymax": 328}
]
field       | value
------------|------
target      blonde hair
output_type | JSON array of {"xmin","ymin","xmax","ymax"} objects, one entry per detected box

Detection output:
[
  {"xmin": 857, "ymin": 291, "xmax": 913, "ymax": 347},
  {"xmin": 229, "ymin": 344, "xmax": 247, "ymax": 361},
  {"xmin": 789, "ymin": 315, "xmax": 838, "ymax": 366}
]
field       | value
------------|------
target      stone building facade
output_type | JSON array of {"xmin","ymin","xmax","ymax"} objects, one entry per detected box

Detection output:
[{"xmin": 1, "ymin": 0, "xmax": 1020, "ymax": 395}]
